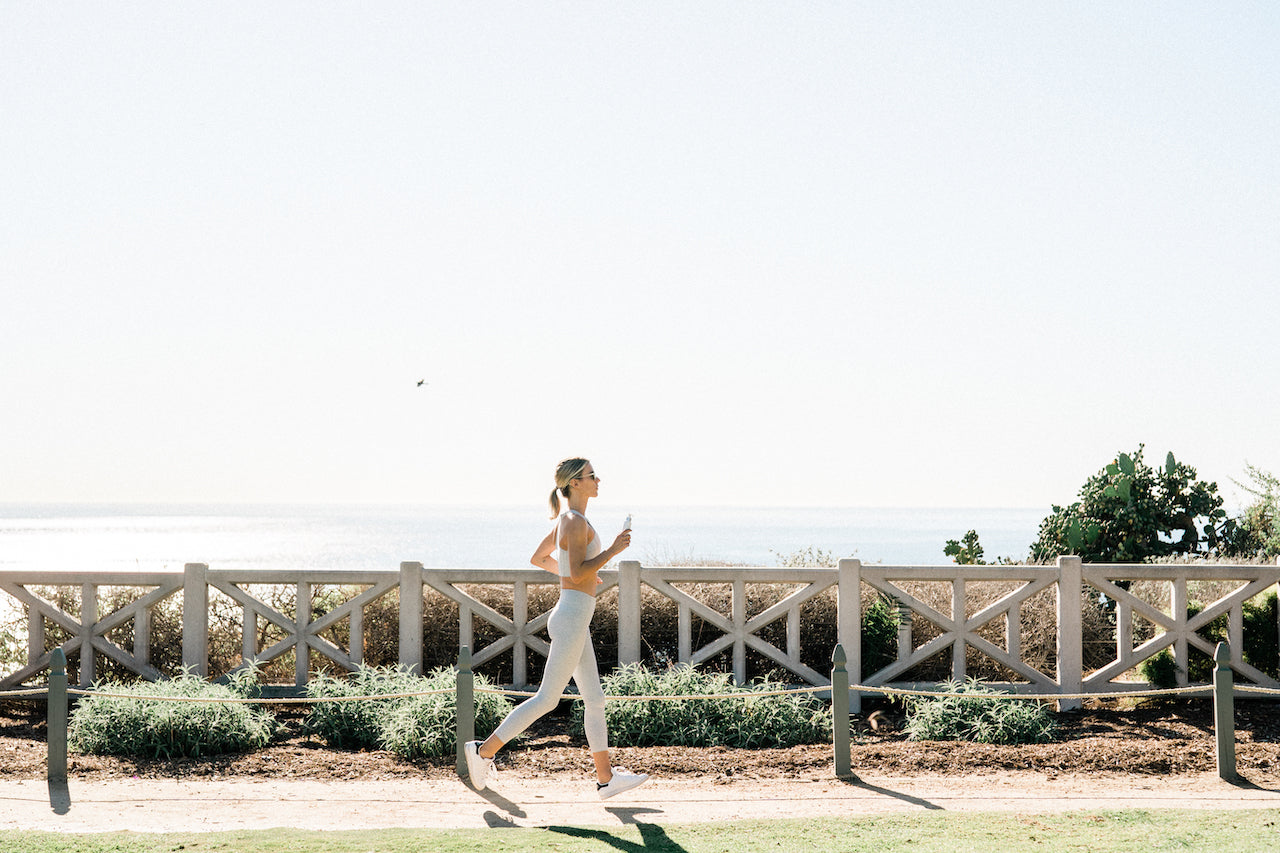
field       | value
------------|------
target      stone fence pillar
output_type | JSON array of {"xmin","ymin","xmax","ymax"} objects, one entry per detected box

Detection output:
[
  {"xmin": 618, "ymin": 561, "xmax": 642, "ymax": 666},
  {"xmin": 399, "ymin": 562, "xmax": 424, "ymax": 675},
  {"xmin": 182, "ymin": 563, "xmax": 209, "ymax": 677},
  {"xmin": 1056, "ymin": 555, "xmax": 1083, "ymax": 711},
  {"xmin": 837, "ymin": 559, "xmax": 862, "ymax": 714}
]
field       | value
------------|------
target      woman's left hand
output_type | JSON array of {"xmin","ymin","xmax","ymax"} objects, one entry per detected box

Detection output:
[{"xmin": 610, "ymin": 529, "xmax": 632, "ymax": 555}]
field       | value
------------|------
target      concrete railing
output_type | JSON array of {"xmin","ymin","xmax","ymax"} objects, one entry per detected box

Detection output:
[{"xmin": 4, "ymin": 558, "xmax": 1279, "ymax": 709}]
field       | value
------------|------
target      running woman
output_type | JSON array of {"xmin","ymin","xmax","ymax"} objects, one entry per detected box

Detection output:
[{"xmin": 464, "ymin": 457, "xmax": 649, "ymax": 800}]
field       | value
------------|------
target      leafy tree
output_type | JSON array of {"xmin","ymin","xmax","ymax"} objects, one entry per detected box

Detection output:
[
  {"xmin": 1222, "ymin": 464, "xmax": 1280, "ymax": 560},
  {"xmin": 944, "ymin": 530, "xmax": 988, "ymax": 565},
  {"xmin": 1030, "ymin": 446, "xmax": 1231, "ymax": 563}
]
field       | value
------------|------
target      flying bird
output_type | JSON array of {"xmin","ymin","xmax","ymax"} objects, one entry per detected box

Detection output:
[{"xmin": 417, "ymin": 379, "xmax": 428, "ymax": 387}]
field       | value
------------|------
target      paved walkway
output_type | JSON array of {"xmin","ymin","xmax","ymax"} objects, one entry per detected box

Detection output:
[{"xmin": 3, "ymin": 772, "xmax": 1279, "ymax": 833}]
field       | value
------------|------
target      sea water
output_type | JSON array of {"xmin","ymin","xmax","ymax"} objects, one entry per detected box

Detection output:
[{"xmin": 0, "ymin": 503, "xmax": 1045, "ymax": 572}]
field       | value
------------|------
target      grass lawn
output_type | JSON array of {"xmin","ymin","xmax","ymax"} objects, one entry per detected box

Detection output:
[{"xmin": 6, "ymin": 810, "xmax": 1279, "ymax": 852}]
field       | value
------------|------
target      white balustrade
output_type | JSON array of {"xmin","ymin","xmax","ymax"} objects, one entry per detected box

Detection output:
[{"xmin": 2, "ymin": 558, "xmax": 1277, "ymax": 703}]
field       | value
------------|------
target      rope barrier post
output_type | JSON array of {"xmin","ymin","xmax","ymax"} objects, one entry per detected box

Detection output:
[
  {"xmin": 47, "ymin": 648, "xmax": 68, "ymax": 783},
  {"xmin": 455, "ymin": 645, "xmax": 474, "ymax": 780},
  {"xmin": 832, "ymin": 643, "xmax": 852, "ymax": 779},
  {"xmin": 1213, "ymin": 641, "xmax": 1237, "ymax": 782}
]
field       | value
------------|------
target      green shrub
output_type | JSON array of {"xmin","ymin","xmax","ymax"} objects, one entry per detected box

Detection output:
[
  {"xmin": 378, "ymin": 669, "xmax": 512, "ymax": 759},
  {"xmin": 581, "ymin": 663, "xmax": 831, "ymax": 748},
  {"xmin": 1139, "ymin": 648, "xmax": 1181, "ymax": 689},
  {"xmin": 1031, "ymin": 446, "xmax": 1230, "ymax": 563},
  {"xmin": 1243, "ymin": 592, "xmax": 1279, "ymax": 679},
  {"xmin": 1224, "ymin": 465, "xmax": 1280, "ymax": 560},
  {"xmin": 861, "ymin": 594, "xmax": 901, "ymax": 675},
  {"xmin": 68, "ymin": 666, "xmax": 275, "ymax": 758},
  {"xmin": 944, "ymin": 530, "xmax": 988, "ymax": 565},
  {"xmin": 305, "ymin": 664, "xmax": 513, "ymax": 760},
  {"xmin": 304, "ymin": 665, "xmax": 429, "ymax": 750},
  {"xmin": 902, "ymin": 678, "xmax": 1055, "ymax": 744}
]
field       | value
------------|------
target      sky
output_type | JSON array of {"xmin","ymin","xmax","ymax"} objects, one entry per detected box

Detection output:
[{"xmin": 3, "ymin": 3, "xmax": 1278, "ymax": 513}]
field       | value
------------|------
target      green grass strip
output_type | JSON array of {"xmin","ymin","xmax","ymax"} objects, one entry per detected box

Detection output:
[{"xmin": 6, "ymin": 810, "xmax": 1279, "ymax": 852}]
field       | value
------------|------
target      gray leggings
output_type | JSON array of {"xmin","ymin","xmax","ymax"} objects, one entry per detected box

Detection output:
[{"xmin": 492, "ymin": 589, "xmax": 608, "ymax": 751}]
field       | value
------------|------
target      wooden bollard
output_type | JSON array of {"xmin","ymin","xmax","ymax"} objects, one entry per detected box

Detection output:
[
  {"xmin": 48, "ymin": 648, "xmax": 68, "ymax": 783},
  {"xmin": 1213, "ymin": 641, "xmax": 1236, "ymax": 782},
  {"xmin": 832, "ymin": 643, "xmax": 852, "ymax": 779},
  {"xmin": 455, "ymin": 646, "xmax": 475, "ymax": 779}
]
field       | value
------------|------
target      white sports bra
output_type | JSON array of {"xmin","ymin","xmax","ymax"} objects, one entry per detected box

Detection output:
[{"xmin": 556, "ymin": 509, "xmax": 602, "ymax": 578}]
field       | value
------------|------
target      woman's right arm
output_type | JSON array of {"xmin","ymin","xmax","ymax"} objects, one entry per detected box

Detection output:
[{"xmin": 530, "ymin": 528, "xmax": 558, "ymax": 575}]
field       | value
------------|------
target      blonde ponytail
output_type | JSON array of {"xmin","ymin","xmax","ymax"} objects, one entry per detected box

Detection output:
[{"xmin": 548, "ymin": 457, "xmax": 591, "ymax": 518}]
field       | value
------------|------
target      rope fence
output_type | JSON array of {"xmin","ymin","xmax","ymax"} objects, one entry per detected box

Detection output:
[
  {"xmin": 12, "ymin": 682, "xmax": 1280, "ymax": 704},
  {"xmin": 21, "ymin": 641, "xmax": 1274, "ymax": 785}
]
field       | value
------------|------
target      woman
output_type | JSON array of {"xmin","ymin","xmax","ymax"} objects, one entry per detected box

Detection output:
[{"xmin": 464, "ymin": 457, "xmax": 649, "ymax": 799}]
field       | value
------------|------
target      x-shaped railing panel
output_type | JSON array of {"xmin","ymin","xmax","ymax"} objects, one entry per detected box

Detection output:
[
  {"xmin": 212, "ymin": 579, "xmax": 397, "ymax": 676},
  {"xmin": 860, "ymin": 571, "xmax": 1059, "ymax": 688},
  {"xmin": 1083, "ymin": 567, "xmax": 1280, "ymax": 688},
  {"xmin": 424, "ymin": 570, "xmax": 619, "ymax": 685},
  {"xmin": 0, "ymin": 580, "xmax": 181, "ymax": 686},
  {"xmin": 640, "ymin": 570, "xmax": 837, "ymax": 686}
]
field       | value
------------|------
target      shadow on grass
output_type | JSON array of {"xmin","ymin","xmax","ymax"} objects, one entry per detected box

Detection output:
[
  {"xmin": 544, "ymin": 823, "xmax": 684, "ymax": 852},
  {"xmin": 544, "ymin": 806, "xmax": 679, "ymax": 851}
]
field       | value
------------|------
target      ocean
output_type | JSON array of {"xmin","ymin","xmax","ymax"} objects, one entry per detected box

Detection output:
[{"xmin": 0, "ymin": 503, "xmax": 1046, "ymax": 572}]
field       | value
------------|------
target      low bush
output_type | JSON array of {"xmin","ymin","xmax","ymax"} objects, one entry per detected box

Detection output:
[
  {"xmin": 582, "ymin": 663, "xmax": 831, "ymax": 748},
  {"xmin": 305, "ymin": 664, "xmax": 513, "ymax": 760},
  {"xmin": 378, "ymin": 669, "xmax": 512, "ymax": 760},
  {"xmin": 68, "ymin": 666, "xmax": 275, "ymax": 758},
  {"xmin": 862, "ymin": 593, "xmax": 901, "ymax": 675},
  {"xmin": 304, "ymin": 665, "xmax": 429, "ymax": 750},
  {"xmin": 1139, "ymin": 648, "xmax": 1182, "ymax": 689},
  {"xmin": 902, "ymin": 678, "xmax": 1055, "ymax": 744}
]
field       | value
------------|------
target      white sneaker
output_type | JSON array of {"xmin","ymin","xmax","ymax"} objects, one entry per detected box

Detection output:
[
  {"xmin": 596, "ymin": 768, "xmax": 649, "ymax": 800},
  {"xmin": 464, "ymin": 740, "xmax": 494, "ymax": 790}
]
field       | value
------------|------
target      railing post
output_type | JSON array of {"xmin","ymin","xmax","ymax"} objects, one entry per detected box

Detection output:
[
  {"xmin": 1214, "ymin": 641, "xmax": 1237, "ymax": 781},
  {"xmin": 182, "ymin": 563, "xmax": 209, "ymax": 677},
  {"xmin": 28, "ymin": 604, "xmax": 45, "ymax": 669},
  {"xmin": 618, "ymin": 561, "xmax": 642, "ymax": 667},
  {"xmin": 296, "ymin": 580, "xmax": 311, "ymax": 687},
  {"xmin": 837, "ymin": 559, "xmax": 862, "ymax": 714},
  {"xmin": 1056, "ymin": 556, "xmax": 1083, "ymax": 711},
  {"xmin": 512, "ymin": 581, "xmax": 528, "ymax": 687},
  {"xmin": 950, "ymin": 577, "xmax": 966, "ymax": 680},
  {"xmin": 79, "ymin": 582, "xmax": 96, "ymax": 688},
  {"xmin": 832, "ymin": 643, "xmax": 852, "ymax": 779},
  {"xmin": 47, "ymin": 648, "xmax": 68, "ymax": 783},
  {"xmin": 399, "ymin": 562, "xmax": 424, "ymax": 676},
  {"xmin": 456, "ymin": 645, "xmax": 475, "ymax": 779}
]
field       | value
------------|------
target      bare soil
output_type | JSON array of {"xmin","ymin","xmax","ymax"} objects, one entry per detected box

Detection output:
[{"xmin": 4, "ymin": 697, "xmax": 1280, "ymax": 785}]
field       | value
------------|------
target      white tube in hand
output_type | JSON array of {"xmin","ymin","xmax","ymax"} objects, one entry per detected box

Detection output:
[{"xmin": 624, "ymin": 514, "xmax": 632, "ymax": 531}]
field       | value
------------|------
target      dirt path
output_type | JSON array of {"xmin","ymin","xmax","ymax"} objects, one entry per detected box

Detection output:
[
  {"xmin": 5, "ymin": 700, "xmax": 1280, "ymax": 832},
  {"xmin": 3, "ymin": 771, "xmax": 1280, "ymax": 833}
]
